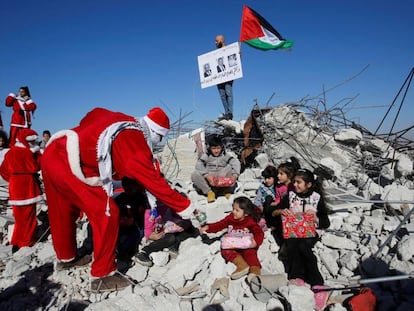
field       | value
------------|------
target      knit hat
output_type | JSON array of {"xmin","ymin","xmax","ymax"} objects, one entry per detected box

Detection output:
[
  {"xmin": 143, "ymin": 107, "xmax": 170, "ymax": 136},
  {"xmin": 16, "ymin": 128, "xmax": 38, "ymax": 148}
]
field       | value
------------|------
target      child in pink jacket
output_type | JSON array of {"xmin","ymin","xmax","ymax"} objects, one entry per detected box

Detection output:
[{"xmin": 200, "ymin": 196, "xmax": 264, "ymax": 282}]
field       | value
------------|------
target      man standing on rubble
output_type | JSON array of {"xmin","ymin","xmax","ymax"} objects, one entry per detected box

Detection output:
[
  {"xmin": 215, "ymin": 34, "xmax": 234, "ymax": 121},
  {"xmin": 41, "ymin": 107, "xmax": 197, "ymax": 292}
]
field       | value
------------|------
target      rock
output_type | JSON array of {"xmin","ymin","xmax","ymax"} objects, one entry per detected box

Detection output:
[
  {"xmin": 255, "ymin": 153, "xmax": 270, "ymax": 169},
  {"xmin": 396, "ymin": 153, "xmax": 413, "ymax": 177},
  {"xmin": 150, "ymin": 251, "xmax": 170, "ymax": 267},
  {"xmin": 338, "ymin": 251, "xmax": 359, "ymax": 272},
  {"xmin": 381, "ymin": 184, "xmax": 414, "ymax": 213},
  {"xmin": 360, "ymin": 216, "xmax": 384, "ymax": 234},
  {"xmin": 36, "ymin": 243, "xmax": 56, "ymax": 264},
  {"xmin": 397, "ymin": 235, "xmax": 414, "ymax": 261},
  {"xmin": 334, "ymin": 128, "xmax": 362, "ymax": 145},
  {"xmin": 319, "ymin": 249, "xmax": 340, "ymax": 276},
  {"xmin": 320, "ymin": 157, "xmax": 343, "ymax": 179},
  {"xmin": 321, "ymin": 233, "xmax": 358, "ymax": 250},
  {"xmin": 279, "ymin": 284, "xmax": 315, "ymax": 311},
  {"xmin": 4, "ymin": 255, "xmax": 31, "ymax": 277}
]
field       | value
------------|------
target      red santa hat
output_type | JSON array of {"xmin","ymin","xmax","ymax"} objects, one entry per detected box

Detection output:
[
  {"xmin": 16, "ymin": 128, "xmax": 38, "ymax": 148},
  {"xmin": 143, "ymin": 107, "xmax": 170, "ymax": 136}
]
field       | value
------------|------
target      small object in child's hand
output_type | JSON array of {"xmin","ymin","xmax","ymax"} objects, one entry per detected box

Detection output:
[
  {"xmin": 194, "ymin": 210, "xmax": 207, "ymax": 226},
  {"xmin": 154, "ymin": 216, "xmax": 164, "ymax": 233}
]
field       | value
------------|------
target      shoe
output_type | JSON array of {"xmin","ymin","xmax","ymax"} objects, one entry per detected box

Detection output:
[
  {"xmin": 56, "ymin": 254, "xmax": 92, "ymax": 271},
  {"xmin": 90, "ymin": 273, "xmax": 131, "ymax": 293},
  {"xmin": 135, "ymin": 252, "xmax": 153, "ymax": 267},
  {"xmin": 225, "ymin": 113, "xmax": 233, "ymax": 120},
  {"xmin": 224, "ymin": 193, "xmax": 232, "ymax": 200},
  {"xmin": 289, "ymin": 278, "xmax": 306, "ymax": 286},
  {"xmin": 246, "ymin": 266, "xmax": 261, "ymax": 283},
  {"xmin": 230, "ymin": 255, "xmax": 250, "ymax": 280},
  {"xmin": 313, "ymin": 285, "xmax": 331, "ymax": 311},
  {"xmin": 207, "ymin": 190, "xmax": 216, "ymax": 203}
]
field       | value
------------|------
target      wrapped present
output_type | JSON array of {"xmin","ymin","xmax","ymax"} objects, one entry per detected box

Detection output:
[
  {"xmin": 221, "ymin": 232, "xmax": 255, "ymax": 249},
  {"xmin": 163, "ymin": 220, "xmax": 184, "ymax": 233},
  {"xmin": 212, "ymin": 176, "xmax": 234, "ymax": 187},
  {"xmin": 282, "ymin": 213, "xmax": 316, "ymax": 239}
]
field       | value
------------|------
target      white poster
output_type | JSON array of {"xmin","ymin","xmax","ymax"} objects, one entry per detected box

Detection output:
[{"xmin": 198, "ymin": 42, "xmax": 243, "ymax": 89}]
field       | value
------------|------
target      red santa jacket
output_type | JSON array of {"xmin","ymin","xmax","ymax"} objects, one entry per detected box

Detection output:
[
  {"xmin": 206, "ymin": 213, "xmax": 264, "ymax": 246},
  {"xmin": 0, "ymin": 145, "xmax": 42, "ymax": 205},
  {"xmin": 5, "ymin": 94, "xmax": 37, "ymax": 128},
  {"xmin": 49, "ymin": 108, "xmax": 191, "ymax": 216}
]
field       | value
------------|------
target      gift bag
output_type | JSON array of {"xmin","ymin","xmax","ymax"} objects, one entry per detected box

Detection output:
[
  {"xmin": 221, "ymin": 232, "xmax": 255, "ymax": 249},
  {"xmin": 212, "ymin": 176, "xmax": 234, "ymax": 187},
  {"xmin": 282, "ymin": 213, "xmax": 316, "ymax": 239}
]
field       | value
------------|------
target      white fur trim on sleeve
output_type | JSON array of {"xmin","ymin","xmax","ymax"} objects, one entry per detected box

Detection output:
[{"xmin": 177, "ymin": 202, "xmax": 196, "ymax": 219}]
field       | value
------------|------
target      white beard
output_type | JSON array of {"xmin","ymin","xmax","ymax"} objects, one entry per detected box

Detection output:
[{"xmin": 150, "ymin": 130, "xmax": 161, "ymax": 145}]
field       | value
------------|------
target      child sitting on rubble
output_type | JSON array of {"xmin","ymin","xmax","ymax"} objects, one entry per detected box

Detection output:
[
  {"xmin": 273, "ymin": 168, "xmax": 330, "ymax": 290},
  {"xmin": 79, "ymin": 177, "xmax": 148, "ymax": 265},
  {"xmin": 191, "ymin": 135, "xmax": 240, "ymax": 203},
  {"xmin": 264, "ymin": 157, "xmax": 301, "ymax": 246},
  {"xmin": 254, "ymin": 165, "xmax": 278, "ymax": 212},
  {"xmin": 114, "ymin": 177, "xmax": 148, "ymax": 263},
  {"xmin": 199, "ymin": 196, "xmax": 264, "ymax": 282},
  {"xmin": 135, "ymin": 201, "xmax": 199, "ymax": 267}
]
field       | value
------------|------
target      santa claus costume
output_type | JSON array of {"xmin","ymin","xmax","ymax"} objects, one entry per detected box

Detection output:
[
  {"xmin": 5, "ymin": 88, "xmax": 37, "ymax": 146},
  {"xmin": 41, "ymin": 107, "xmax": 195, "ymax": 291},
  {"xmin": 0, "ymin": 129, "xmax": 43, "ymax": 251}
]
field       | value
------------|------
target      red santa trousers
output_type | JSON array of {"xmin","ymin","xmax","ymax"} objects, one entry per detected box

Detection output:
[
  {"xmin": 221, "ymin": 248, "xmax": 261, "ymax": 267},
  {"xmin": 42, "ymin": 137, "xmax": 119, "ymax": 278},
  {"xmin": 11, "ymin": 204, "xmax": 37, "ymax": 248},
  {"xmin": 9, "ymin": 126, "xmax": 21, "ymax": 146}
]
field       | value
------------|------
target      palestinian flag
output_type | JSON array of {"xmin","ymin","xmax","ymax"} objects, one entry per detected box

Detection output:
[{"xmin": 240, "ymin": 5, "xmax": 293, "ymax": 51}]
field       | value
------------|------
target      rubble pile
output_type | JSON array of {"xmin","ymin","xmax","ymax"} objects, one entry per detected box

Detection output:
[{"xmin": 0, "ymin": 104, "xmax": 414, "ymax": 310}]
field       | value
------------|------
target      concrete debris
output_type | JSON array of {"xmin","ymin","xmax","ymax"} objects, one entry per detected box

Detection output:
[{"xmin": 0, "ymin": 104, "xmax": 414, "ymax": 310}]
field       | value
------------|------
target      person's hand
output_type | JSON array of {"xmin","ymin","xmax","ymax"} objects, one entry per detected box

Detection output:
[
  {"xmin": 250, "ymin": 239, "xmax": 257, "ymax": 248},
  {"xmin": 149, "ymin": 231, "xmax": 164, "ymax": 241},
  {"xmin": 280, "ymin": 209, "xmax": 294, "ymax": 216},
  {"xmin": 206, "ymin": 175, "xmax": 214, "ymax": 186},
  {"xmin": 199, "ymin": 225, "xmax": 209, "ymax": 234},
  {"xmin": 30, "ymin": 145, "xmax": 40, "ymax": 153},
  {"xmin": 230, "ymin": 175, "xmax": 237, "ymax": 186}
]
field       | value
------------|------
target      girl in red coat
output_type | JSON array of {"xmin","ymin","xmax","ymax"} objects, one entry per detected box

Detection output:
[
  {"xmin": 200, "ymin": 196, "xmax": 264, "ymax": 281},
  {"xmin": 0, "ymin": 129, "xmax": 43, "ymax": 253},
  {"xmin": 5, "ymin": 86, "xmax": 37, "ymax": 146}
]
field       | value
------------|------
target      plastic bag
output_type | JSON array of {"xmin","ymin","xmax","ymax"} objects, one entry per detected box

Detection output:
[{"xmin": 343, "ymin": 287, "xmax": 376, "ymax": 311}]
